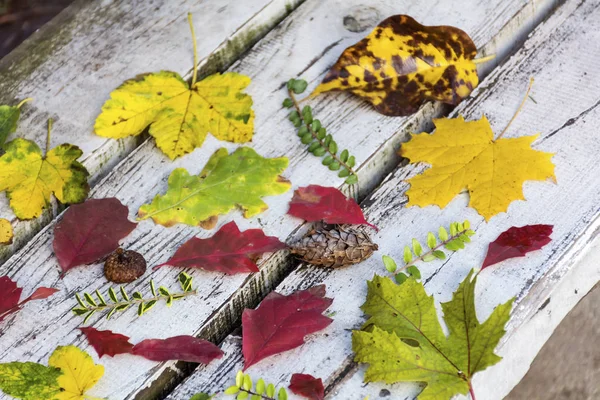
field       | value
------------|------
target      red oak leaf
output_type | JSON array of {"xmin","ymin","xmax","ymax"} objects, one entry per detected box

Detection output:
[
  {"xmin": 80, "ymin": 327, "xmax": 223, "ymax": 364},
  {"xmin": 79, "ymin": 327, "xmax": 134, "ymax": 357},
  {"xmin": 289, "ymin": 373, "xmax": 325, "ymax": 400},
  {"xmin": 53, "ymin": 198, "xmax": 137, "ymax": 275},
  {"xmin": 287, "ymin": 185, "xmax": 376, "ymax": 229},
  {"xmin": 131, "ymin": 336, "xmax": 223, "ymax": 364},
  {"xmin": 242, "ymin": 285, "xmax": 333, "ymax": 370},
  {"xmin": 0, "ymin": 276, "xmax": 57, "ymax": 322},
  {"xmin": 482, "ymin": 225, "xmax": 553, "ymax": 270},
  {"xmin": 156, "ymin": 221, "xmax": 286, "ymax": 274}
]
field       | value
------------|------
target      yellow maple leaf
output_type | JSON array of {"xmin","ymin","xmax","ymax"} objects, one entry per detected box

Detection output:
[
  {"xmin": 312, "ymin": 15, "xmax": 485, "ymax": 116},
  {"xmin": 0, "ymin": 218, "xmax": 12, "ymax": 245},
  {"xmin": 94, "ymin": 14, "xmax": 254, "ymax": 160},
  {"xmin": 0, "ymin": 138, "xmax": 89, "ymax": 220},
  {"xmin": 400, "ymin": 116, "xmax": 555, "ymax": 220},
  {"xmin": 48, "ymin": 346, "xmax": 104, "ymax": 400}
]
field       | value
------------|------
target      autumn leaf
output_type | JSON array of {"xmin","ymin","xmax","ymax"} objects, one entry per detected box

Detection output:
[
  {"xmin": 79, "ymin": 327, "xmax": 134, "ymax": 358},
  {"xmin": 242, "ymin": 285, "xmax": 333, "ymax": 370},
  {"xmin": 312, "ymin": 15, "xmax": 480, "ymax": 116},
  {"xmin": 0, "ymin": 362, "xmax": 61, "ymax": 400},
  {"xmin": 94, "ymin": 14, "xmax": 254, "ymax": 160},
  {"xmin": 48, "ymin": 345, "xmax": 104, "ymax": 400},
  {"xmin": 53, "ymin": 198, "xmax": 137, "ymax": 275},
  {"xmin": 0, "ymin": 218, "xmax": 12, "ymax": 245},
  {"xmin": 0, "ymin": 99, "xmax": 30, "ymax": 148},
  {"xmin": 80, "ymin": 327, "xmax": 223, "ymax": 364},
  {"xmin": 287, "ymin": 185, "xmax": 376, "ymax": 229},
  {"xmin": 138, "ymin": 147, "xmax": 290, "ymax": 228},
  {"xmin": 289, "ymin": 373, "xmax": 325, "ymax": 400},
  {"xmin": 0, "ymin": 276, "xmax": 58, "ymax": 323},
  {"xmin": 0, "ymin": 138, "xmax": 89, "ymax": 220},
  {"xmin": 482, "ymin": 224, "xmax": 553, "ymax": 270},
  {"xmin": 400, "ymin": 116, "xmax": 555, "ymax": 220},
  {"xmin": 156, "ymin": 221, "xmax": 286, "ymax": 274},
  {"xmin": 353, "ymin": 271, "xmax": 513, "ymax": 399}
]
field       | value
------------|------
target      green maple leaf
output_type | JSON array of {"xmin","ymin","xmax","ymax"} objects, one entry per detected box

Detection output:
[
  {"xmin": 0, "ymin": 362, "xmax": 61, "ymax": 400},
  {"xmin": 353, "ymin": 270, "xmax": 513, "ymax": 400},
  {"xmin": 138, "ymin": 147, "xmax": 290, "ymax": 228}
]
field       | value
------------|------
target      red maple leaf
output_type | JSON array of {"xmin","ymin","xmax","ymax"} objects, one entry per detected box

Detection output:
[
  {"xmin": 155, "ymin": 221, "xmax": 286, "ymax": 274},
  {"xmin": 482, "ymin": 225, "xmax": 553, "ymax": 270},
  {"xmin": 242, "ymin": 285, "xmax": 333, "ymax": 370},
  {"xmin": 289, "ymin": 373, "xmax": 325, "ymax": 400},
  {"xmin": 80, "ymin": 327, "xmax": 223, "ymax": 364},
  {"xmin": 0, "ymin": 276, "xmax": 57, "ymax": 323},
  {"xmin": 79, "ymin": 327, "xmax": 134, "ymax": 357},
  {"xmin": 287, "ymin": 185, "xmax": 376, "ymax": 229},
  {"xmin": 53, "ymin": 198, "xmax": 137, "ymax": 275}
]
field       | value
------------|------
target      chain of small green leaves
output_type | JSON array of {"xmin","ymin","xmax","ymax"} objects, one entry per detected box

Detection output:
[
  {"xmin": 72, "ymin": 272, "xmax": 196, "ymax": 323},
  {"xmin": 283, "ymin": 78, "xmax": 358, "ymax": 185},
  {"xmin": 382, "ymin": 220, "xmax": 475, "ymax": 284},
  {"xmin": 225, "ymin": 371, "xmax": 288, "ymax": 400}
]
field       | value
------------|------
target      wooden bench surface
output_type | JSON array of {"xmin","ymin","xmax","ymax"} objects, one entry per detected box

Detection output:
[{"xmin": 1, "ymin": 0, "xmax": 598, "ymax": 399}]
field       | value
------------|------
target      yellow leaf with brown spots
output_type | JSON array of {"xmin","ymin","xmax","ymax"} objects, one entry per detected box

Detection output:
[
  {"xmin": 312, "ymin": 15, "xmax": 479, "ymax": 116},
  {"xmin": 0, "ymin": 218, "xmax": 12, "ymax": 245},
  {"xmin": 400, "ymin": 116, "xmax": 555, "ymax": 220},
  {"xmin": 48, "ymin": 345, "xmax": 104, "ymax": 400}
]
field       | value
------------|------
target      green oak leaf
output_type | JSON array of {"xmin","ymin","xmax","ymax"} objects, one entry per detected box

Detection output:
[
  {"xmin": 353, "ymin": 270, "xmax": 513, "ymax": 400},
  {"xmin": 0, "ymin": 361, "xmax": 61, "ymax": 400},
  {"xmin": 0, "ymin": 99, "xmax": 30, "ymax": 149},
  {"xmin": 138, "ymin": 147, "xmax": 290, "ymax": 228}
]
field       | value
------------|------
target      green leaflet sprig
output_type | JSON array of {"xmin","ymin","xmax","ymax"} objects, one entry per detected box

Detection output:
[
  {"xmin": 72, "ymin": 272, "xmax": 196, "ymax": 323},
  {"xmin": 383, "ymin": 220, "xmax": 475, "ymax": 284},
  {"xmin": 284, "ymin": 78, "xmax": 358, "ymax": 185},
  {"xmin": 224, "ymin": 370, "xmax": 288, "ymax": 400}
]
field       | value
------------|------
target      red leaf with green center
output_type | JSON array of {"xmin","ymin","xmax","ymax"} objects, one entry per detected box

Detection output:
[
  {"xmin": 482, "ymin": 225, "xmax": 553, "ymax": 270},
  {"xmin": 288, "ymin": 185, "xmax": 376, "ymax": 229},
  {"xmin": 289, "ymin": 373, "xmax": 325, "ymax": 400},
  {"xmin": 242, "ymin": 285, "xmax": 333, "ymax": 369},
  {"xmin": 53, "ymin": 198, "xmax": 137, "ymax": 274},
  {"xmin": 156, "ymin": 221, "xmax": 286, "ymax": 274}
]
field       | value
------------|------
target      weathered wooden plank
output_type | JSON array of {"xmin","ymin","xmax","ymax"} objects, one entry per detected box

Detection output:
[
  {"xmin": 0, "ymin": 0, "xmax": 305, "ymax": 265},
  {"xmin": 166, "ymin": 0, "xmax": 600, "ymax": 398},
  {"xmin": 0, "ymin": 0, "xmax": 565, "ymax": 399}
]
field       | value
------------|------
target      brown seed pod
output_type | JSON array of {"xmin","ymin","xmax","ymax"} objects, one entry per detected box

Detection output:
[
  {"xmin": 290, "ymin": 225, "xmax": 378, "ymax": 268},
  {"xmin": 104, "ymin": 248, "xmax": 147, "ymax": 283}
]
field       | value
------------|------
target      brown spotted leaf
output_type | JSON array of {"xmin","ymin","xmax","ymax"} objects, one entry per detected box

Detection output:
[{"xmin": 312, "ymin": 15, "xmax": 479, "ymax": 116}]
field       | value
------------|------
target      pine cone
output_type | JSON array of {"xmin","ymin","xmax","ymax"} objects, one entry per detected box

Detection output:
[
  {"xmin": 104, "ymin": 248, "xmax": 146, "ymax": 283},
  {"xmin": 290, "ymin": 225, "xmax": 378, "ymax": 268}
]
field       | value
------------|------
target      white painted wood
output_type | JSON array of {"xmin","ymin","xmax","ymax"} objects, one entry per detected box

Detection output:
[
  {"xmin": 0, "ymin": 0, "xmax": 305, "ymax": 265},
  {"xmin": 0, "ymin": 0, "xmax": 561, "ymax": 399},
  {"xmin": 165, "ymin": 0, "xmax": 600, "ymax": 398}
]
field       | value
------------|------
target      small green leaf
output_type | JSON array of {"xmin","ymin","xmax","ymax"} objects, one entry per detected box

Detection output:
[
  {"xmin": 311, "ymin": 119, "xmax": 321, "ymax": 131},
  {"xmin": 267, "ymin": 383, "xmax": 276, "ymax": 397},
  {"xmin": 340, "ymin": 149, "xmax": 349, "ymax": 162},
  {"xmin": 137, "ymin": 303, "xmax": 145, "ymax": 316},
  {"xmin": 427, "ymin": 232, "xmax": 436, "ymax": 248},
  {"xmin": 345, "ymin": 174, "xmax": 359, "ymax": 185},
  {"xmin": 317, "ymin": 127, "xmax": 326, "ymax": 139},
  {"xmin": 292, "ymin": 79, "xmax": 308, "ymax": 94},
  {"xmin": 406, "ymin": 265, "xmax": 421, "ymax": 279},
  {"xmin": 308, "ymin": 141, "xmax": 321, "ymax": 152},
  {"xmin": 75, "ymin": 293, "xmax": 86, "ymax": 309},
  {"xmin": 328, "ymin": 161, "xmax": 341, "ymax": 171},
  {"xmin": 95, "ymin": 290, "xmax": 107, "ymax": 306},
  {"xmin": 236, "ymin": 392, "xmax": 248, "ymax": 400},
  {"xmin": 159, "ymin": 287, "xmax": 170, "ymax": 296},
  {"xmin": 292, "ymin": 118, "xmax": 302, "ymax": 127},
  {"xmin": 433, "ymin": 250, "xmax": 446, "ymax": 260},
  {"xmin": 463, "ymin": 220, "xmax": 471, "ymax": 229},
  {"xmin": 243, "ymin": 374, "xmax": 252, "ymax": 391},
  {"xmin": 412, "ymin": 239, "xmax": 423, "ymax": 257},
  {"xmin": 298, "ymin": 125, "xmax": 308, "ymax": 136},
  {"xmin": 313, "ymin": 147, "xmax": 326, "ymax": 157},
  {"xmin": 236, "ymin": 371, "xmax": 244, "ymax": 387},
  {"xmin": 256, "ymin": 379, "xmax": 265, "ymax": 395},
  {"xmin": 83, "ymin": 310, "xmax": 95, "ymax": 324},
  {"xmin": 395, "ymin": 273, "xmax": 408, "ymax": 284},
  {"xmin": 459, "ymin": 233, "xmax": 471, "ymax": 243},
  {"xmin": 403, "ymin": 245, "xmax": 412, "ymax": 264},
  {"xmin": 108, "ymin": 287, "xmax": 118, "ymax": 303},
  {"xmin": 132, "ymin": 292, "xmax": 143, "ymax": 300},
  {"xmin": 324, "ymin": 134, "xmax": 332, "ymax": 146},
  {"xmin": 83, "ymin": 293, "xmax": 97, "ymax": 307},
  {"xmin": 338, "ymin": 168, "xmax": 350, "ymax": 178},
  {"xmin": 322, "ymin": 155, "xmax": 333, "ymax": 166},
  {"xmin": 278, "ymin": 387, "xmax": 288, "ymax": 400},
  {"xmin": 72, "ymin": 308, "xmax": 89, "ymax": 316},
  {"xmin": 466, "ymin": 229, "xmax": 476, "ymax": 237},
  {"xmin": 120, "ymin": 286, "xmax": 129, "ymax": 301},
  {"xmin": 456, "ymin": 222, "xmax": 464, "ymax": 232},
  {"xmin": 282, "ymin": 98, "xmax": 293, "ymax": 108},
  {"xmin": 422, "ymin": 254, "xmax": 436, "ymax": 262},
  {"xmin": 450, "ymin": 222, "xmax": 458, "ymax": 236},
  {"xmin": 347, "ymin": 155, "xmax": 356, "ymax": 168},
  {"xmin": 106, "ymin": 307, "xmax": 119, "ymax": 319},
  {"xmin": 301, "ymin": 133, "xmax": 312, "ymax": 144},
  {"xmin": 115, "ymin": 304, "xmax": 129, "ymax": 311},
  {"xmin": 382, "ymin": 255, "xmax": 397, "ymax": 273},
  {"xmin": 328, "ymin": 141, "xmax": 338, "ymax": 154},
  {"xmin": 144, "ymin": 300, "xmax": 157, "ymax": 313},
  {"xmin": 439, "ymin": 226, "xmax": 449, "ymax": 242},
  {"xmin": 288, "ymin": 111, "xmax": 299, "ymax": 121}
]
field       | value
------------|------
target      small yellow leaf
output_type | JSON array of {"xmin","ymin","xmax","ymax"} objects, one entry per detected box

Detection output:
[
  {"xmin": 312, "ymin": 15, "xmax": 478, "ymax": 116},
  {"xmin": 0, "ymin": 218, "xmax": 12, "ymax": 245},
  {"xmin": 0, "ymin": 139, "xmax": 89, "ymax": 220},
  {"xmin": 95, "ymin": 71, "xmax": 254, "ymax": 160},
  {"xmin": 48, "ymin": 345, "xmax": 104, "ymax": 400},
  {"xmin": 400, "ymin": 116, "xmax": 555, "ymax": 220}
]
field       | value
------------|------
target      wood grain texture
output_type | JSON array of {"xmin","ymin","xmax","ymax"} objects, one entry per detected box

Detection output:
[
  {"xmin": 166, "ymin": 0, "xmax": 600, "ymax": 398},
  {"xmin": 0, "ymin": 0, "xmax": 304, "ymax": 265},
  {"xmin": 0, "ymin": 0, "xmax": 571, "ymax": 399}
]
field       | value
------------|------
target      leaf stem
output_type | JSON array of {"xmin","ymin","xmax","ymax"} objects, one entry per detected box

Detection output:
[
  {"xmin": 16, "ymin": 98, "xmax": 32, "ymax": 108},
  {"xmin": 238, "ymin": 388, "xmax": 274, "ymax": 400},
  {"xmin": 472, "ymin": 54, "xmax": 495, "ymax": 65},
  {"xmin": 394, "ymin": 226, "xmax": 471, "ymax": 274},
  {"xmin": 79, "ymin": 290, "xmax": 197, "ymax": 313},
  {"xmin": 187, "ymin": 12, "xmax": 199, "ymax": 87},
  {"xmin": 469, "ymin": 382, "xmax": 477, "ymax": 400},
  {"xmin": 46, "ymin": 118, "xmax": 53, "ymax": 155},
  {"xmin": 495, "ymin": 77, "xmax": 534, "ymax": 140},
  {"xmin": 288, "ymin": 88, "xmax": 358, "ymax": 179}
]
